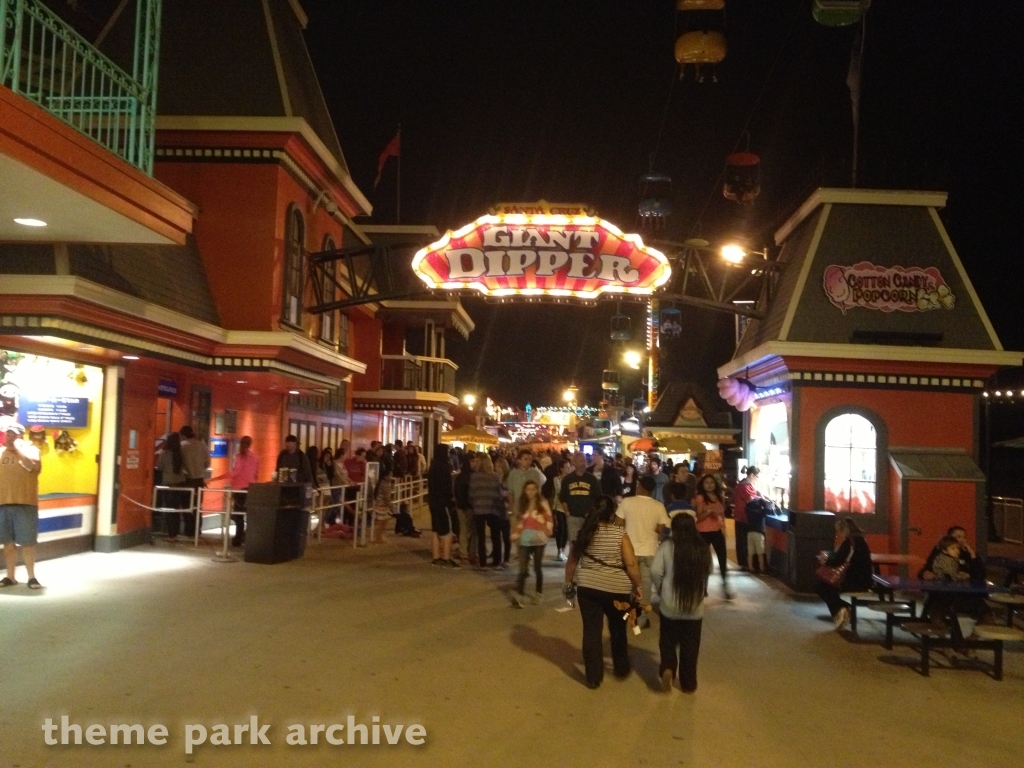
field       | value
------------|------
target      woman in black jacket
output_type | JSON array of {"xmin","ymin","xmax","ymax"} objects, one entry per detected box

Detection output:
[
  {"xmin": 815, "ymin": 516, "xmax": 873, "ymax": 631},
  {"xmin": 427, "ymin": 447, "xmax": 459, "ymax": 568}
]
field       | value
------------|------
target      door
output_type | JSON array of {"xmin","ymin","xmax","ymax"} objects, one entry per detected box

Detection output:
[{"xmin": 190, "ymin": 386, "xmax": 212, "ymax": 442}]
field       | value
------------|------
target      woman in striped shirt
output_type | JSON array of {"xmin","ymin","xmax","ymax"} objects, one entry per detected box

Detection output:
[{"xmin": 564, "ymin": 495, "xmax": 643, "ymax": 688}]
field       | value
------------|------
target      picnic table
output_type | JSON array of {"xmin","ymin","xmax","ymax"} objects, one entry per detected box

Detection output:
[
  {"xmin": 870, "ymin": 553, "xmax": 925, "ymax": 576},
  {"xmin": 872, "ymin": 575, "xmax": 1018, "ymax": 679}
]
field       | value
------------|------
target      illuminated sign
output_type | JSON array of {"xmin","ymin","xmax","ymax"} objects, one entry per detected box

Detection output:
[
  {"xmin": 823, "ymin": 262, "xmax": 955, "ymax": 314},
  {"xmin": 18, "ymin": 397, "xmax": 89, "ymax": 428},
  {"xmin": 412, "ymin": 212, "xmax": 671, "ymax": 299}
]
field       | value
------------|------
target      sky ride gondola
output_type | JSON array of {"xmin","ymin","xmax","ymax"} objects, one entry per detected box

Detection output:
[
  {"xmin": 610, "ymin": 311, "xmax": 632, "ymax": 341},
  {"xmin": 812, "ymin": 0, "xmax": 870, "ymax": 28},
  {"xmin": 723, "ymin": 151, "xmax": 761, "ymax": 205},
  {"xmin": 638, "ymin": 172, "xmax": 673, "ymax": 228}
]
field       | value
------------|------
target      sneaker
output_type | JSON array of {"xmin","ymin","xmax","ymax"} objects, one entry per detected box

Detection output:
[
  {"xmin": 660, "ymin": 669, "xmax": 674, "ymax": 693},
  {"xmin": 501, "ymin": 561, "xmax": 511, "ymax": 570},
  {"xmin": 557, "ymin": 552, "xmax": 568, "ymax": 562},
  {"xmin": 510, "ymin": 594, "xmax": 525, "ymax": 609},
  {"xmin": 431, "ymin": 558, "xmax": 444, "ymax": 567},
  {"xmin": 724, "ymin": 588, "xmax": 735, "ymax": 601},
  {"xmin": 834, "ymin": 606, "xmax": 850, "ymax": 630},
  {"xmin": 531, "ymin": 592, "xmax": 543, "ymax": 605},
  {"xmin": 444, "ymin": 559, "xmax": 462, "ymax": 569}
]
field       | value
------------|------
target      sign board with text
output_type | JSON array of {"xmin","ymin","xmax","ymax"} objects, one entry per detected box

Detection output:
[
  {"xmin": 412, "ymin": 212, "xmax": 671, "ymax": 300},
  {"xmin": 18, "ymin": 397, "xmax": 89, "ymax": 428}
]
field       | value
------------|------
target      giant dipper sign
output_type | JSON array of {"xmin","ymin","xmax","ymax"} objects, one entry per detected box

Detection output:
[{"xmin": 412, "ymin": 211, "xmax": 671, "ymax": 299}]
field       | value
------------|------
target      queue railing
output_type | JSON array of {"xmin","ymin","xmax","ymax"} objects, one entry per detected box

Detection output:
[{"xmin": 150, "ymin": 485, "xmax": 195, "ymax": 540}]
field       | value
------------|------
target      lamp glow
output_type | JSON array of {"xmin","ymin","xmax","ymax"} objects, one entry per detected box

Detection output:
[
  {"xmin": 14, "ymin": 218, "xmax": 47, "ymax": 227},
  {"xmin": 463, "ymin": 394, "xmax": 476, "ymax": 406},
  {"xmin": 623, "ymin": 350, "xmax": 643, "ymax": 369},
  {"xmin": 721, "ymin": 244, "xmax": 746, "ymax": 263}
]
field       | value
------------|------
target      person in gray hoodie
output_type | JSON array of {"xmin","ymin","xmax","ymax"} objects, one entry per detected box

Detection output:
[{"xmin": 651, "ymin": 513, "xmax": 711, "ymax": 693}]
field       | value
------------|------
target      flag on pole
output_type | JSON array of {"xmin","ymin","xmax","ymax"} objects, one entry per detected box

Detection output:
[{"xmin": 373, "ymin": 129, "xmax": 401, "ymax": 189}]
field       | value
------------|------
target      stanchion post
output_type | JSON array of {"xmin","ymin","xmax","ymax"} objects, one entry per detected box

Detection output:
[{"xmin": 212, "ymin": 488, "xmax": 238, "ymax": 563}]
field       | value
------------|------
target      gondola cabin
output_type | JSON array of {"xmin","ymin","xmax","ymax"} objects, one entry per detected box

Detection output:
[
  {"xmin": 723, "ymin": 151, "xmax": 761, "ymax": 205},
  {"xmin": 602, "ymin": 369, "xmax": 621, "ymax": 392},
  {"xmin": 638, "ymin": 173, "xmax": 673, "ymax": 226},
  {"xmin": 812, "ymin": 0, "xmax": 869, "ymax": 27},
  {"xmin": 610, "ymin": 313, "xmax": 632, "ymax": 341}
]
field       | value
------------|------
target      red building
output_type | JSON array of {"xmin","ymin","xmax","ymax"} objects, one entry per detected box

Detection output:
[
  {"xmin": 720, "ymin": 189, "xmax": 1022, "ymax": 564},
  {"xmin": 1, "ymin": 1, "xmax": 471, "ymax": 560}
]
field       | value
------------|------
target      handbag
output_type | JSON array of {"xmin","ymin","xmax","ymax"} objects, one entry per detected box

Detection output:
[{"xmin": 814, "ymin": 538, "xmax": 854, "ymax": 588}]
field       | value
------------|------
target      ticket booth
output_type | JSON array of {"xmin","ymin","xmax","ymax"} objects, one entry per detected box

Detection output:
[{"xmin": 719, "ymin": 189, "xmax": 1022, "ymax": 561}]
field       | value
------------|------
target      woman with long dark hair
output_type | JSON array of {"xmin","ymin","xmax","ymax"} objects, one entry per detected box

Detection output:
[
  {"xmin": 564, "ymin": 495, "xmax": 643, "ymax": 688},
  {"xmin": 427, "ymin": 446, "xmax": 459, "ymax": 568},
  {"xmin": 157, "ymin": 432, "xmax": 189, "ymax": 541},
  {"xmin": 651, "ymin": 514, "xmax": 711, "ymax": 692},
  {"xmin": 694, "ymin": 474, "xmax": 733, "ymax": 600},
  {"xmin": 815, "ymin": 516, "xmax": 873, "ymax": 630}
]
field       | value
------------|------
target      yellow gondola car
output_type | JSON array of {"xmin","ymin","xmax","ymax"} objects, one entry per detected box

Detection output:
[
  {"xmin": 674, "ymin": 30, "xmax": 727, "ymax": 64},
  {"xmin": 676, "ymin": 0, "xmax": 725, "ymax": 10}
]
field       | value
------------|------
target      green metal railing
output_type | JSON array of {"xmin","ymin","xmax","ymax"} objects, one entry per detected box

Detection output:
[{"xmin": 0, "ymin": 0, "xmax": 161, "ymax": 174}]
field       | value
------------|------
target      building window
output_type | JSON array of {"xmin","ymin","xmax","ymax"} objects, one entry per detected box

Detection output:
[
  {"xmin": 319, "ymin": 235, "xmax": 336, "ymax": 344},
  {"xmin": 822, "ymin": 412, "xmax": 877, "ymax": 514},
  {"xmin": 282, "ymin": 206, "xmax": 305, "ymax": 327},
  {"xmin": 338, "ymin": 312, "xmax": 350, "ymax": 354}
]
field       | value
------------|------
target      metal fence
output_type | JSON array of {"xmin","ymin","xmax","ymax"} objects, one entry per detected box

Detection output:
[
  {"xmin": 0, "ymin": 0, "xmax": 161, "ymax": 173},
  {"xmin": 152, "ymin": 476, "xmax": 429, "ymax": 551},
  {"xmin": 992, "ymin": 496, "xmax": 1024, "ymax": 545}
]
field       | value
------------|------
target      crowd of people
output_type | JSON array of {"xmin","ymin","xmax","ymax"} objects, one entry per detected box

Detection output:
[{"xmin": 148, "ymin": 431, "xmax": 1005, "ymax": 689}]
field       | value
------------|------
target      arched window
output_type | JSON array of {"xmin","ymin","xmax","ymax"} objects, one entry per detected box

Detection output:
[
  {"xmin": 282, "ymin": 206, "xmax": 305, "ymax": 326},
  {"xmin": 823, "ymin": 413, "xmax": 877, "ymax": 514},
  {"xmin": 319, "ymin": 234, "xmax": 336, "ymax": 343}
]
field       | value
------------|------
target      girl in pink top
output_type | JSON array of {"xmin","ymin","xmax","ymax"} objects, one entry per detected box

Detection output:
[{"xmin": 694, "ymin": 474, "xmax": 733, "ymax": 600}]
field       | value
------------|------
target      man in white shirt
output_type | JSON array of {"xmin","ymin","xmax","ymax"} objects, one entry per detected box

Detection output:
[{"xmin": 615, "ymin": 475, "xmax": 670, "ymax": 628}]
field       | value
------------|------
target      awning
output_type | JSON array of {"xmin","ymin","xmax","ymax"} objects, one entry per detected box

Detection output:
[
  {"xmin": 888, "ymin": 448, "xmax": 986, "ymax": 482},
  {"xmin": 440, "ymin": 425, "xmax": 499, "ymax": 447}
]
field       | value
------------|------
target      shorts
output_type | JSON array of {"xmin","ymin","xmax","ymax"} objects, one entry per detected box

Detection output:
[
  {"xmin": 429, "ymin": 504, "xmax": 452, "ymax": 536},
  {"xmin": 746, "ymin": 531, "xmax": 766, "ymax": 556},
  {"xmin": 0, "ymin": 504, "xmax": 39, "ymax": 546}
]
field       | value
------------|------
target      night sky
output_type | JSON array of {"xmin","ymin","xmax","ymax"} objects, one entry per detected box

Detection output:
[{"xmin": 304, "ymin": 0, "xmax": 1024, "ymax": 407}]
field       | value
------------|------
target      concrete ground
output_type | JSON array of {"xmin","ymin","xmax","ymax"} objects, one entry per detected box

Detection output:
[{"xmin": 1, "ymin": 528, "xmax": 1021, "ymax": 768}]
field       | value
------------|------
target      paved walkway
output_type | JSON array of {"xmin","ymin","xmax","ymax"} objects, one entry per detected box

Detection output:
[{"xmin": 1, "ymin": 534, "xmax": 1021, "ymax": 768}]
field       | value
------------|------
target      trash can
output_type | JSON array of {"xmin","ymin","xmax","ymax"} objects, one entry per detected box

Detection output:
[
  {"xmin": 765, "ymin": 512, "xmax": 789, "ymax": 577},
  {"xmin": 244, "ymin": 482, "xmax": 312, "ymax": 564},
  {"xmin": 787, "ymin": 511, "xmax": 837, "ymax": 593}
]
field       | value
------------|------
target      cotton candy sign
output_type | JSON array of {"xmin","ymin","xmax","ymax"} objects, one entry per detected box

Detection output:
[{"xmin": 822, "ymin": 262, "xmax": 955, "ymax": 314}]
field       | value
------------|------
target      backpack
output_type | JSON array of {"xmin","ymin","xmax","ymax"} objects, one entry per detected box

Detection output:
[{"xmin": 745, "ymin": 497, "xmax": 778, "ymax": 531}]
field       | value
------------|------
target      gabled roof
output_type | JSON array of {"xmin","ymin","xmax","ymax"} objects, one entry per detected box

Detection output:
[
  {"xmin": 727, "ymin": 188, "xmax": 1011, "ymax": 372},
  {"xmin": 647, "ymin": 381, "xmax": 733, "ymax": 429},
  {"xmin": 157, "ymin": 0, "xmax": 348, "ymax": 175}
]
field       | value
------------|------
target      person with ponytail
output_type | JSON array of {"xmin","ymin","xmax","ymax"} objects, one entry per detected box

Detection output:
[
  {"xmin": 564, "ymin": 495, "xmax": 643, "ymax": 689},
  {"xmin": 651, "ymin": 513, "xmax": 711, "ymax": 692}
]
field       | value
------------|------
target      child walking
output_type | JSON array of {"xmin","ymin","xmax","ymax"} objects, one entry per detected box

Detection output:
[{"xmin": 510, "ymin": 480, "xmax": 553, "ymax": 607}]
